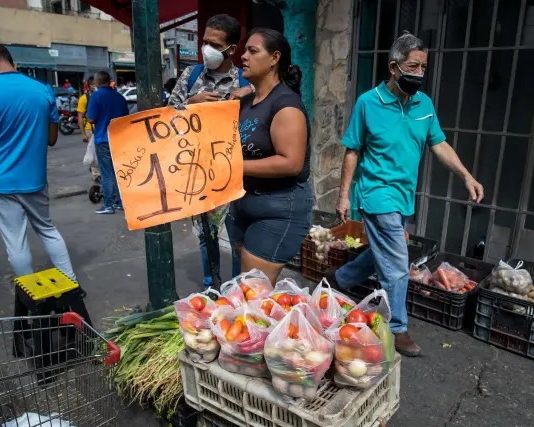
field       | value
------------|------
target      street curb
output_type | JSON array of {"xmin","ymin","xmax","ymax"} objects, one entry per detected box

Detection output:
[{"xmin": 52, "ymin": 189, "xmax": 87, "ymax": 199}]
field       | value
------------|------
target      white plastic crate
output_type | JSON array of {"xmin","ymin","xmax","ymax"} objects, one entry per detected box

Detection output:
[{"xmin": 179, "ymin": 351, "xmax": 400, "ymax": 427}]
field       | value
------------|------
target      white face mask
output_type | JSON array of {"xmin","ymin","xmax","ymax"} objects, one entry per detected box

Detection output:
[{"xmin": 201, "ymin": 44, "xmax": 232, "ymax": 70}]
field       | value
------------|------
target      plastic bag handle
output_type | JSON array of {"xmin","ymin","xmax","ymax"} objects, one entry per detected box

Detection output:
[
  {"xmin": 358, "ymin": 288, "xmax": 391, "ymax": 315},
  {"xmin": 514, "ymin": 260, "xmax": 524, "ymax": 270},
  {"xmin": 319, "ymin": 277, "xmax": 332, "ymax": 292},
  {"xmin": 220, "ymin": 277, "xmax": 239, "ymax": 294},
  {"xmin": 241, "ymin": 268, "xmax": 271, "ymax": 284},
  {"xmin": 204, "ymin": 287, "xmax": 221, "ymax": 298}
]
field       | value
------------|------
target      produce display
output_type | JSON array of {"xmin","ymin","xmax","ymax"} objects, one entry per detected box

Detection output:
[
  {"xmin": 311, "ymin": 279, "xmax": 355, "ymax": 328},
  {"xmin": 307, "ymin": 225, "xmax": 366, "ymax": 262},
  {"xmin": 103, "ymin": 306, "xmax": 184, "ymax": 419},
  {"xmin": 270, "ymin": 278, "xmax": 311, "ymax": 310},
  {"xmin": 488, "ymin": 260, "xmax": 534, "ymax": 302},
  {"xmin": 220, "ymin": 268, "xmax": 273, "ymax": 307},
  {"xmin": 264, "ymin": 305, "xmax": 334, "ymax": 400},
  {"xmin": 328, "ymin": 290, "xmax": 395, "ymax": 390},
  {"xmin": 211, "ymin": 306, "xmax": 274, "ymax": 378},
  {"xmin": 174, "ymin": 291, "xmax": 220, "ymax": 362},
  {"xmin": 308, "ymin": 225, "xmax": 335, "ymax": 262},
  {"xmin": 410, "ymin": 262, "xmax": 477, "ymax": 293}
]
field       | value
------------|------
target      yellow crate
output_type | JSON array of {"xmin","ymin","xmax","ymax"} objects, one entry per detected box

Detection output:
[{"xmin": 14, "ymin": 268, "xmax": 79, "ymax": 301}]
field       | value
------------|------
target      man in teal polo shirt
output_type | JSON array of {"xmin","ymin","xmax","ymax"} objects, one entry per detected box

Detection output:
[{"xmin": 332, "ymin": 32, "xmax": 483, "ymax": 356}]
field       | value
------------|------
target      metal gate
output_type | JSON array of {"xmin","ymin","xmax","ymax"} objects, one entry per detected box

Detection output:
[{"xmin": 348, "ymin": 0, "xmax": 534, "ymax": 261}]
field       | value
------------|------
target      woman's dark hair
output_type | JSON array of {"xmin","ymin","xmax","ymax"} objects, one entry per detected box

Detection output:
[
  {"xmin": 206, "ymin": 14, "xmax": 241, "ymax": 45},
  {"xmin": 249, "ymin": 27, "xmax": 301, "ymax": 94}
]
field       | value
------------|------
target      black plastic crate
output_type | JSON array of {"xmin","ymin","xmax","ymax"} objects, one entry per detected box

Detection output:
[
  {"xmin": 287, "ymin": 210, "xmax": 340, "ymax": 270},
  {"xmin": 407, "ymin": 253, "xmax": 493, "ymax": 330},
  {"xmin": 346, "ymin": 234, "xmax": 437, "ymax": 263},
  {"xmin": 344, "ymin": 235, "xmax": 439, "ymax": 303},
  {"xmin": 473, "ymin": 259, "xmax": 534, "ymax": 359},
  {"xmin": 407, "ymin": 235, "xmax": 438, "ymax": 263}
]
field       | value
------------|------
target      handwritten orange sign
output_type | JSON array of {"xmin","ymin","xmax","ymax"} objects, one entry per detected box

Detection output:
[{"xmin": 108, "ymin": 101, "xmax": 245, "ymax": 230}]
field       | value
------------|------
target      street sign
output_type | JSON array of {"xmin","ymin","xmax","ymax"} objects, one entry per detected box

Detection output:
[
  {"xmin": 163, "ymin": 38, "xmax": 175, "ymax": 48},
  {"xmin": 108, "ymin": 102, "xmax": 245, "ymax": 231}
]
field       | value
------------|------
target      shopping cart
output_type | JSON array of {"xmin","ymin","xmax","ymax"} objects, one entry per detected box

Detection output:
[{"xmin": 0, "ymin": 312, "xmax": 120, "ymax": 426}]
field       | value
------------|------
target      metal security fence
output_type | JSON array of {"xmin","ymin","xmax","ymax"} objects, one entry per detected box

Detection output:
[{"xmin": 347, "ymin": 0, "xmax": 534, "ymax": 262}]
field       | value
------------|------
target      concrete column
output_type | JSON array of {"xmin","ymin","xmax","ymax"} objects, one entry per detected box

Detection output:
[{"xmin": 280, "ymin": 0, "xmax": 318, "ymax": 118}]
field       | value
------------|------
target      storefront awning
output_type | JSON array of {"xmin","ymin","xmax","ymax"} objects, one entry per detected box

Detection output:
[
  {"xmin": 83, "ymin": 0, "xmax": 198, "ymax": 27},
  {"xmin": 8, "ymin": 45, "xmax": 56, "ymax": 69}
]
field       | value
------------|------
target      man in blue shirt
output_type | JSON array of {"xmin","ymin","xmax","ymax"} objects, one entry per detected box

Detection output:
[
  {"xmin": 332, "ymin": 33, "xmax": 483, "ymax": 356},
  {"xmin": 0, "ymin": 45, "xmax": 76, "ymax": 280},
  {"xmin": 87, "ymin": 71, "xmax": 129, "ymax": 214}
]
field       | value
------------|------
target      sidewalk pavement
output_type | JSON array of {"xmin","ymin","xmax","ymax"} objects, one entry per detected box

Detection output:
[{"xmin": 0, "ymin": 134, "xmax": 532, "ymax": 426}]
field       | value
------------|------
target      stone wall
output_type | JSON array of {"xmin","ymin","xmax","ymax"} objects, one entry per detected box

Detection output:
[{"xmin": 311, "ymin": 0, "xmax": 354, "ymax": 211}]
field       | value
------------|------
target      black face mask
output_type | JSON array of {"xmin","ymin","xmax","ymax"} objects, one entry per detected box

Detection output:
[{"xmin": 396, "ymin": 65, "xmax": 424, "ymax": 95}]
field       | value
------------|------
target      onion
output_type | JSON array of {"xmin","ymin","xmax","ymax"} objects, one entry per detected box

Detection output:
[
  {"xmin": 348, "ymin": 359, "xmax": 367, "ymax": 377},
  {"xmin": 183, "ymin": 332, "xmax": 198, "ymax": 348},
  {"xmin": 196, "ymin": 329, "xmax": 214, "ymax": 343},
  {"xmin": 272, "ymin": 376, "xmax": 289, "ymax": 394},
  {"xmin": 305, "ymin": 351, "xmax": 329, "ymax": 365},
  {"xmin": 303, "ymin": 386, "xmax": 317, "ymax": 401},
  {"xmin": 288, "ymin": 383, "xmax": 304, "ymax": 398}
]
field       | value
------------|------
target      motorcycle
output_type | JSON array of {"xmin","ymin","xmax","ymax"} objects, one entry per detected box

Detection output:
[{"xmin": 58, "ymin": 110, "xmax": 79, "ymax": 135}]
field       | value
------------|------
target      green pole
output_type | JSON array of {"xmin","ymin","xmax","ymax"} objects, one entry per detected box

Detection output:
[{"xmin": 131, "ymin": 0, "xmax": 178, "ymax": 309}]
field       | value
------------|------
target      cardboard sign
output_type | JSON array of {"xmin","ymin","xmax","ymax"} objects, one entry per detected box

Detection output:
[{"xmin": 108, "ymin": 101, "xmax": 245, "ymax": 230}]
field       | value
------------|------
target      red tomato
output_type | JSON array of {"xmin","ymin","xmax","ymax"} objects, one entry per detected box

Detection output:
[
  {"xmin": 236, "ymin": 329, "xmax": 250, "ymax": 343},
  {"xmin": 220, "ymin": 319, "xmax": 231, "ymax": 335},
  {"xmin": 245, "ymin": 288, "xmax": 258, "ymax": 301},
  {"xmin": 319, "ymin": 294, "xmax": 329, "ymax": 309},
  {"xmin": 261, "ymin": 299, "xmax": 274, "ymax": 316},
  {"xmin": 215, "ymin": 297, "xmax": 232, "ymax": 306},
  {"xmin": 288, "ymin": 323, "xmax": 299, "ymax": 339},
  {"xmin": 339, "ymin": 324, "xmax": 361, "ymax": 343},
  {"xmin": 347, "ymin": 309, "xmax": 367, "ymax": 324},
  {"xmin": 362, "ymin": 345, "xmax": 384, "ymax": 363},
  {"xmin": 277, "ymin": 293, "xmax": 292, "ymax": 307},
  {"xmin": 226, "ymin": 320, "xmax": 243, "ymax": 342},
  {"xmin": 190, "ymin": 296, "xmax": 206, "ymax": 311},
  {"xmin": 291, "ymin": 294, "xmax": 307, "ymax": 306}
]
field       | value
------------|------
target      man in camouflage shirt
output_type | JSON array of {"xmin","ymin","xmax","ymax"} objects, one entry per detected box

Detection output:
[
  {"xmin": 169, "ymin": 13, "xmax": 251, "ymax": 287},
  {"xmin": 168, "ymin": 14, "xmax": 253, "ymax": 107}
]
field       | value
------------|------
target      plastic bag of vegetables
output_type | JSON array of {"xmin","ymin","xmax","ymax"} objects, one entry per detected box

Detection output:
[
  {"xmin": 489, "ymin": 260, "xmax": 533, "ymax": 296},
  {"xmin": 254, "ymin": 297, "xmax": 287, "ymax": 321},
  {"xmin": 328, "ymin": 289, "xmax": 395, "ymax": 389},
  {"xmin": 270, "ymin": 278, "xmax": 311, "ymax": 311},
  {"xmin": 174, "ymin": 289, "xmax": 220, "ymax": 362},
  {"xmin": 210, "ymin": 305, "xmax": 274, "ymax": 378},
  {"xmin": 264, "ymin": 305, "xmax": 334, "ymax": 401},
  {"xmin": 311, "ymin": 278, "xmax": 355, "ymax": 329},
  {"xmin": 220, "ymin": 269, "xmax": 273, "ymax": 307},
  {"xmin": 329, "ymin": 322, "xmax": 391, "ymax": 389},
  {"xmin": 409, "ymin": 263, "xmax": 432, "ymax": 285}
]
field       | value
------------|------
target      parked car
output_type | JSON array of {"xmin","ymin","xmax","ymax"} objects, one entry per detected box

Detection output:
[{"xmin": 121, "ymin": 87, "xmax": 137, "ymax": 102}]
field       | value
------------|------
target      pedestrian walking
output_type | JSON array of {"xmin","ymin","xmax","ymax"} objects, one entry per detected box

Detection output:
[
  {"xmin": 330, "ymin": 32, "xmax": 484, "ymax": 357},
  {"xmin": 226, "ymin": 28, "xmax": 313, "ymax": 285},
  {"xmin": 86, "ymin": 71, "xmax": 129, "ymax": 215},
  {"xmin": 0, "ymin": 45, "xmax": 76, "ymax": 281}
]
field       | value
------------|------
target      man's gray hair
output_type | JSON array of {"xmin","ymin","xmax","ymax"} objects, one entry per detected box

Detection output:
[{"xmin": 388, "ymin": 31, "xmax": 426, "ymax": 63}]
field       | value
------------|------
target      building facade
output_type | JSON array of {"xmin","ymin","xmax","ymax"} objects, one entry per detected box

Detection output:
[{"xmin": 0, "ymin": 0, "xmax": 133, "ymax": 89}]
